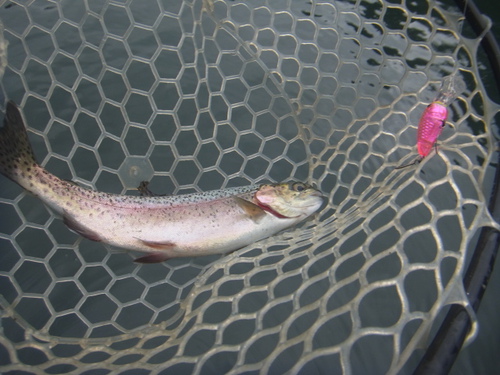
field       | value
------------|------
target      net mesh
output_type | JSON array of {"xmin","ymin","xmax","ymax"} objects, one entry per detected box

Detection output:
[{"xmin": 0, "ymin": 0, "xmax": 498, "ymax": 373}]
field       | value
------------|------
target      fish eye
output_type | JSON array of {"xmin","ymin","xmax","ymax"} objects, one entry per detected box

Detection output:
[{"xmin": 292, "ymin": 182, "xmax": 306, "ymax": 192}]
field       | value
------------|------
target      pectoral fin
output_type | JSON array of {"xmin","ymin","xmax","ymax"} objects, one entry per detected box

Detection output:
[{"xmin": 234, "ymin": 197, "xmax": 266, "ymax": 223}]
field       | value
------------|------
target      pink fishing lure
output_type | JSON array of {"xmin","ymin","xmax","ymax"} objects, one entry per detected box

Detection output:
[
  {"xmin": 396, "ymin": 74, "xmax": 466, "ymax": 169},
  {"xmin": 416, "ymin": 102, "xmax": 448, "ymax": 158}
]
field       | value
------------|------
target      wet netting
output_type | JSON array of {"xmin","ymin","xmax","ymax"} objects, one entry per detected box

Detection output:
[{"xmin": 0, "ymin": 0, "xmax": 499, "ymax": 374}]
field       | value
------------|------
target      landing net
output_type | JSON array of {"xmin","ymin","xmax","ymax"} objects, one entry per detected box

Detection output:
[{"xmin": 0, "ymin": 0, "xmax": 498, "ymax": 374}]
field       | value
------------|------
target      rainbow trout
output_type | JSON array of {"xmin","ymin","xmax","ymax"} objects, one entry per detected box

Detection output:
[{"xmin": 0, "ymin": 101, "xmax": 324, "ymax": 262}]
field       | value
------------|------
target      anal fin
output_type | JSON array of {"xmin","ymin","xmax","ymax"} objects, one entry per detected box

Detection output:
[
  {"xmin": 63, "ymin": 213, "xmax": 102, "ymax": 242},
  {"xmin": 234, "ymin": 197, "xmax": 266, "ymax": 223},
  {"xmin": 138, "ymin": 239, "xmax": 176, "ymax": 250},
  {"xmin": 134, "ymin": 239, "xmax": 175, "ymax": 263},
  {"xmin": 134, "ymin": 252, "xmax": 170, "ymax": 263}
]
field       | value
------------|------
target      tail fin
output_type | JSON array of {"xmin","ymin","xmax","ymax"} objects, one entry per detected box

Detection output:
[{"xmin": 0, "ymin": 101, "xmax": 38, "ymax": 184}]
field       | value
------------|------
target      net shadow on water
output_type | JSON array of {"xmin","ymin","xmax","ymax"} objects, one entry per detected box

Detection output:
[{"xmin": 0, "ymin": 0, "xmax": 499, "ymax": 374}]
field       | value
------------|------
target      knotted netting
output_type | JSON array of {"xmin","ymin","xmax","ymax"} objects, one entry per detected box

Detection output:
[{"xmin": 0, "ymin": 0, "xmax": 499, "ymax": 373}]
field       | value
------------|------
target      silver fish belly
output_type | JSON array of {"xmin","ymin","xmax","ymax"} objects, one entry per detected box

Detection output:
[{"xmin": 0, "ymin": 101, "xmax": 324, "ymax": 262}]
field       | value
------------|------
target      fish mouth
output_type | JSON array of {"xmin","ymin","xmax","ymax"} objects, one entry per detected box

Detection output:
[
  {"xmin": 305, "ymin": 192, "xmax": 327, "ymax": 210},
  {"xmin": 305, "ymin": 189, "xmax": 325, "ymax": 203},
  {"xmin": 309, "ymin": 190, "xmax": 323, "ymax": 197}
]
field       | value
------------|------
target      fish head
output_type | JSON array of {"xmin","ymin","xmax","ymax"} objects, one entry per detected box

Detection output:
[{"xmin": 254, "ymin": 182, "xmax": 324, "ymax": 219}]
